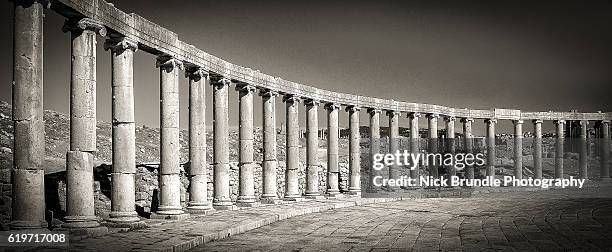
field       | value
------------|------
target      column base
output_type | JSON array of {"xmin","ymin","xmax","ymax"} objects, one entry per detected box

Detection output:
[
  {"xmin": 8, "ymin": 220, "xmax": 48, "ymax": 230},
  {"xmin": 236, "ymin": 196, "xmax": 257, "ymax": 203},
  {"xmin": 305, "ymin": 194, "xmax": 326, "ymax": 200},
  {"xmin": 186, "ymin": 202, "xmax": 214, "ymax": 214},
  {"xmin": 236, "ymin": 201, "xmax": 261, "ymax": 208},
  {"xmin": 155, "ymin": 206, "xmax": 185, "ymax": 216},
  {"xmin": 326, "ymin": 193, "xmax": 344, "ymax": 199},
  {"xmin": 213, "ymin": 200, "xmax": 237, "ymax": 210},
  {"xmin": 347, "ymin": 189, "xmax": 362, "ymax": 196},
  {"xmin": 150, "ymin": 212, "xmax": 191, "ymax": 221},
  {"xmin": 261, "ymin": 197, "xmax": 284, "ymax": 204},
  {"xmin": 62, "ymin": 215, "xmax": 100, "ymax": 229},
  {"xmin": 107, "ymin": 213, "xmax": 143, "ymax": 229},
  {"xmin": 57, "ymin": 226, "xmax": 109, "ymax": 238},
  {"xmin": 283, "ymin": 195, "xmax": 304, "ymax": 202},
  {"xmin": 104, "ymin": 220, "xmax": 147, "ymax": 230}
]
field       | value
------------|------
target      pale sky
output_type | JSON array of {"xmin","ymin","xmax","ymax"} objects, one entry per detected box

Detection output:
[{"xmin": 1, "ymin": 0, "xmax": 611, "ymax": 134}]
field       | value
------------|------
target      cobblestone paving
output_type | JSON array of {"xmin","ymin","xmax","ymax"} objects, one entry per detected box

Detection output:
[
  {"xmin": 197, "ymin": 187, "xmax": 612, "ymax": 251},
  {"xmin": 42, "ymin": 198, "xmax": 395, "ymax": 251}
]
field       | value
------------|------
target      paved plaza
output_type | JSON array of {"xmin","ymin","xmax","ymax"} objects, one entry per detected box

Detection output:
[{"xmin": 197, "ymin": 187, "xmax": 612, "ymax": 251}]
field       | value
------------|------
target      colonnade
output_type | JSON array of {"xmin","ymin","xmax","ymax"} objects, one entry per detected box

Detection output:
[{"xmin": 8, "ymin": 0, "xmax": 612, "ymax": 231}]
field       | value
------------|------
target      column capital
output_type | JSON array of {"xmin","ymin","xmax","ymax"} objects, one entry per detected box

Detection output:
[
  {"xmin": 185, "ymin": 67, "xmax": 209, "ymax": 81},
  {"xmin": 579, "ymin": 120, "xmax": 589, "ymax": 126},
  {"xmin": 156, "ymin": 56, "xmax": 184, "ymax": 71},
  {"xmin": 259, "ymin": 89, "xmax": 279, "ymax": 97},
  {"xmin": 62, "ymin": 18, "xmax": 107, "ymax": 36},
  {"xmin": 12, "ymin": 0, "xmax": 51, "ymax": 8},
  {"xmin": 601, "ymin": 120, "xmax": 611, "ymax": 125},
  {"xmin": 485, "ymin": 118, "xmax": 497, "ymax": 124},
  {"xmin": 104, "ymin": 37, "xmax": 138, "ymax": 53},
  {"xmin": 445, "ymin": 116, "xmax": 456, "ymax": 122},
  {"xmin": 304, "ymin": 99, "xmax": 320, "ymax": 107},
  {"xmin": 345, "ymin": 105, "xmax": 361, "ymax": 112},
  {"xmin": 408, "ymin": 112, "xmax": 422, "ymax": 119},
  {"xmin": 533, "ymin": 119, "xmax": 543, "ymax": 124},
  {"xmin": 460, "ymin": 117, "xmax": 473, "ymax": 123},
  {"xmin": 553, "ymin": 120, "xmax": 566, "ymax": 125},
  {"xmin": 212, "ymin": 77, "xmax": 232, "ymax": 89},
  {"xmin": 283, "ymin": 94, "xmax": 301, "ymax": 104},
  {"xmin": 235, "ymin": 83, "xmax": 257, "ymax": 94},
  {"xmin": 386, "ymin": 110, "xmax": 401, "ymax": 117},
  {"xmin": 367, "ymin": 108, "xmax": 382, "ymax": 115},
  {"xmin": 513, "ymin": 119, "xmax": 524, "ymax": 125},
  {"xmin": 426, "ymin": 113, "xmax": 439, "ymax": 119},
  {"xmin": 325, "ymin": 103, "xmax": 340, "ymax": 111}
]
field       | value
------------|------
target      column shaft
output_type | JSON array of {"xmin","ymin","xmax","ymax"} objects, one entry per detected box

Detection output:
[
  {"xmin": 462, "ymin": 118, "xmax": 474, "ymax": 179},
  {"xmin": 347, "ymin": 106, "xmax": 361, "ymax": 195},
  {"xmin": 428, "ymin": 114, "xmax": 439, "ymax": 178},
  {"xmin": 513, "ymin": 120, "xmax": 523, "ymax": 179},
  {"xmin": 554, "ymin": 120, "xmax": 565, "ymax": 179},
  {"xmin": 284, "ymin": 95, "xmax": 301, "ymax": 199},
  {"xmin": 212, "ymin": 78, "xmax": 233, "ymax": 209},
  {"xmin": 186, "ymin": 68, "xmax": 211, "ymax": 212},
  {"xmin": 533, "ymin": 120, "xmax": 543, "ymax": 179},
  {"xmin": 261, "ymin": 91, "xmax": 278, "ymax": 200},
  {"xmin": 63, "ymin": 18, "xmax": 106, "ymax": 228},
  {"xmin": 237, "ymin": 85, "xmax": 256, "ymax": 205},
  {"xmin": 326, "ymin": 103, "xmax": 340, "ymax": 195},
  {"xmin": 485, "ymin": 119, "xmax": 496, "ymax": 178},
  {"xmin": 446, "ymin": 117, "xmax": 456, "ymax": 177},
  {"xmin": 601, "ymin": 121, "xmax": 610, "ymax": 179},
  {"xmin": 368, "ymin": 109, "xmax": 381, "ymax": 191},
  {"xmin": 579, "ymin": 120, "xmax": 588, "ymax": 179},
  {"xmin": 304, "ymin": 100, "xmax": 320, "ymax": 196},
  {"xmin": 388, "ymin": 111, "xmax": 400, "ymax": 188},
  {"xmin": 156, "ymin": 56, "xmax": 183, "ymax": 215},
  {"xmin": 10, "ymin": 0, "xmax": 46, "ymax": 229},
  {"xmin": 409, "ymin": 113, "xmax": 422, "ymax": 180},
  {"xmin": 105, "ymin": 37, "xmax": 140, "ymax": 223}
]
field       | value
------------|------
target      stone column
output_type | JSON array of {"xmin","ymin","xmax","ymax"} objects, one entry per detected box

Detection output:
[
  {"xmin": 427, "ymin": 114, "xmax": 439, "ymax": 178},
  {"xmin": 485, "ymin": 119, "xmax": 497, "ymax": 178},
  {"xmin": 409, "ymin": 113, "xmax": 422, "ymax": 181},
  {"xmin": 284, "ymin": 95, "xmax": 301, "ymax": 200},
  {"xmin": 260, "ymin": 90, "xmax": 279, "ymax": 203},
  {"xmin": 304, "ymin": 100, "xmax": 320, "ymax": 197},
  {"xmin": 462, "ymin": 118, "xmax": 474, "ymax": 179},
  {"xmin": 62, "ymin": 18, "xmax": 106, "ymax": 229},
  {"xmin": 155, "ymin": 56, "xmax": 185, "ymax": 217},
  {"xmin": 212, "ymin": 78, "xmax": 233, "ymax": 209},
  {"xmin": 347, "ymin": 106, "xmax": 361, "ymax": 195},
  {"xmin": 579, "ymin": 120, "xmax": 588, "ymax": 179},
  {"xmin": 368, "ymin": 109, "xmax": 381, "ymax": 192},
  {"xmin": 326, "ymin": 103, "xmax": 341, "ymax": 197},
  {"xmin": 533, "ymin": 120, "xmax": 543, "ymax": 179},
  {"xmin": 554, "ymin": 120, "xmax": 565, "ymax": 179},
  {"xmin": 513, "ymin": 120, "xmax": 523, "ymax": 179},
  {"xmin": 445, "ymin": 116, "xmax": 456, "ymax": 177},
  {"xmin": 600, "ymin": 120, "xmax": 610, "ymax": 180},
  {"xmin": 237, "ymin": 84, "xmax": 257, "ymax": 207},
  {"xmin": 387, "ymin": 111, "xmax": 400, "ymax": 189},
  {"xmin": 104, "ymin": 37, "xmax": 141, "ymax": 224},
  {"xmin": 185, "ymin": 68, "xmax": 212, "ymax": 213},
  {"xmin": 10, "ymin": 0, "xmax": 47, "ymax": 230}
]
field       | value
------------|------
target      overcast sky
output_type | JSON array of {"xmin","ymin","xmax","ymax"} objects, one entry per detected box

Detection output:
[{"xmin": 1, "ymin": 0, "xmax": 611, "ymax": 134}]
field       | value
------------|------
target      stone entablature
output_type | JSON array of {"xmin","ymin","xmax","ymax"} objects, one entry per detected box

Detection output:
[{"xmin": 50, "ymin": 0, "xmax": 610, "ymax": 120}]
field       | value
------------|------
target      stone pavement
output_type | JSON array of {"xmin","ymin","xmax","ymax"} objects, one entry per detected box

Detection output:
[
  {"xmin": 38, "ymin": 197, "xmax": 396, "ymax": 251},
  {"xmin": 197, "ymin": 187, "xmax": 612, "ymax": 251}
]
